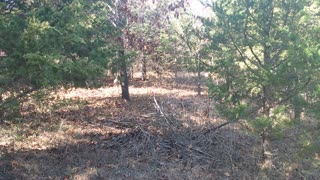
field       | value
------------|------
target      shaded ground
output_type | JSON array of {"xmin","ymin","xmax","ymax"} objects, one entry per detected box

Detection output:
[{"xmin": 0, "ymin": 73, "xmax": 319, "ymax": 179}]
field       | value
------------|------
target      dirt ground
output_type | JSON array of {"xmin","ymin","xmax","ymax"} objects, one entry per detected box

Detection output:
[{"xmin": 0, "ymin": 73, "xmax": 319, "ymax": 179}]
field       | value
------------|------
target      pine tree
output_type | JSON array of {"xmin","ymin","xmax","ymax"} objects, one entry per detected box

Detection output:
[{"xmin": 207, "ymin": 0, "xmax": 320, "ymax": 170}]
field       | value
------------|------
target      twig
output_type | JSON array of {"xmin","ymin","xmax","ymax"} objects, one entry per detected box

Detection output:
[
  {"xmin": 187, "ymin": 145, "xmax": 215, "ymax": 159},
  {"xmin": 49, "ymin": 119, "xmax": 64, "ymax": 144},
  {"xmin": 153, "ymin": 96, "xmax": 173, "ymax": 125}
]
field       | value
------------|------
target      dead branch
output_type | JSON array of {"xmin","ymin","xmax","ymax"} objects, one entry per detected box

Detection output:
[
  {"xmin": 153, "ymin": 96, "xmax": 174, "ymax": 125},
  {"xmin": 203, "ymin": 121, "xmax": 235, "ymax": 135}
]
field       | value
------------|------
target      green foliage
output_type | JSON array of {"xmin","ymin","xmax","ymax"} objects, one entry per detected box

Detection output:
[
  {"xmin": 306, "ymin": 84, "xmax": 320, "ymax": 119},
  {"xmin": 206, "ymin": 2, "xmax": 320, "ymax": 166},
  {"xmin": 208, "ymin": 0, "xmax": 320, "ymax": 125},
  {"xmin": 215, "ymin": 103, "xmax": 249, "ymax": 121},
  {"xmin": 250, "ymin": 116, "xmax": 273, "ymax": 133},
  {"xmin": 0, "ymin": 97, "xmax": 20, "ymax": 121},
  {"xmin": 248, "ymin": 105, "xmax": 294, "ymax": 139},
  {"xmin": 0, "ymin": 0, "xmax": 116, "ymax": 92},
  {"xmin": 299, "ymin": 129, "xmax": 320, "ymax": 155},
  {"xmin": 0, "ymin": 0, "xmax": 118, "ymax": 120}
]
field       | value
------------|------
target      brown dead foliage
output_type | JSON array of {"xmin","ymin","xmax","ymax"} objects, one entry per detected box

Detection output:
[{"xmin": 0, "ymin": 72, "xmax": 318, "ymax": 179}]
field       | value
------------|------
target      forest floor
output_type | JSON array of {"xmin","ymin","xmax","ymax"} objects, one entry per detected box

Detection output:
[{"xmin": 0, "ymin": 72, "xmax": 319, "ymax": 179}]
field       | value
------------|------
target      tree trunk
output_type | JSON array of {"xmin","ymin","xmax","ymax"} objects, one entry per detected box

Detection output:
[
  {"xmin": 119, "ymin": 49, "xmax": 130, "ymax": 101},
  {"xmin": 261, "ymin": 10, "xmax": 273, "ymax": 166},
  {"xmin": 261, "ymin": 129, "xmax": 272, "ymax": 170},
  {"xmin": 261, "ymin": 73, "xmax": 272, "ymax": 167},
  {"xmin": 197, "ymin": 53, "xmax": 201, "ymax": 96},
  {"xmin": 154, "ymin": 53, "xmax": 162, "ymax": 82},
  {"xmin": 141, "ymin": 53, "xmax": 147, "ymax": 81},
  {"xmin": 114, "ymin": 0, "xmax": 130, "ymax": 101},
  {"xmin": 261, "ymin": 67, "xmax": 272, "ymax": 170}
]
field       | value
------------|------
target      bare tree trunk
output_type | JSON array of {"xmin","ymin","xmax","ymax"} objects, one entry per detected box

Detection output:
[
  {"xmin": 174, "ymin": 67, "xmax": 178, "ymax": 87},
  {"xmin": 197, "ymin": 53, "xmax": 201, "ymax": 96},
  {"xmin": 141, "ymin": 53, "xmax": 147, "ymax": 81},
  {"xmin": 154, "ymin": 53, "xmax": 162, "ymax": 82},
  {"xmin": 119, "ymin": 49, "xmax": 130, "ymax": 101}
]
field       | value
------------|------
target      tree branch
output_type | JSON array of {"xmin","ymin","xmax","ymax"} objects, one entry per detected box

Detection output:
[
  {"xmin": 244, "ymin": 14, "xmax": 263, "ymax": 66},
  {"xmin": 267, "ymin": 77, "xmax": 312, "ymax": 112}
]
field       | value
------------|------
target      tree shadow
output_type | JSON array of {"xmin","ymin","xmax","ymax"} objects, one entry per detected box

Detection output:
[
  {"xmin": 0, "ymin": 85, "xmax": 261, "ymax": 179},
  {"xmin": 2, "ymin": 77, "xmax": 310, "ymax": 179},
  {"xmin": 0, "ymin": 119, "xmax": 258, "ymax": 179}
]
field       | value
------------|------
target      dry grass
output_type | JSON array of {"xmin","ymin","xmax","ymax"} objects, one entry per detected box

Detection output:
[{"xmin": 0, "ymin": 72, "xmax": 319, "ymax": 179}]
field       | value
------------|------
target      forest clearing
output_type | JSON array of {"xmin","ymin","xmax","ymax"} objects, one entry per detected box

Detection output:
[
  {"xmin": 1, "ymin": 0, "xmax": 320, "ymax": 179},
  {"xmin": 1, "ymin": 72, "xmax": 319, "ymax": 179}
]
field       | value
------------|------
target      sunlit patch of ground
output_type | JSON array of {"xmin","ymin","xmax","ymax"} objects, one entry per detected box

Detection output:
[{"xmin": 59, "ymin": 84, "xmax": 205, "ymax": 100}]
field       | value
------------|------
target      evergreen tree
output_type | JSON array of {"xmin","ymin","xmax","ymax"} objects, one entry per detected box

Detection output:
[
  {"xmin": 207, "ymin": 0, "xmax": 320, "ymax": 169},
  {"xmin": 0, "ymin": 0, "xmax": 117, "ymax": 118}
]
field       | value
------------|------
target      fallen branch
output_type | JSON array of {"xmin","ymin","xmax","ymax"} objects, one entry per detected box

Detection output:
[
  {"xmin": 203, "ymin": 121, "xmax": 236, "ymax": 135},
  {"xmin": 153, "ymin": 96, "xmax": 173, "ymax": 125}
]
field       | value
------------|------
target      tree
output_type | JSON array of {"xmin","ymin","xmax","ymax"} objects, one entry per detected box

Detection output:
[
  {"xmin": 126, "ymin": 0, "xmax": 188, "ymax": 82},
  {"xmin": 207, "ymin": 0, "xmax": 320, "ymax": 169},
  {"xmin": 150, "ymin": 0, "xmax": 212, "ymax": 92},
  {"xmin": 175, "ymin": 13, "xmax": 209, "ymax": 95},
  {"xmin": 106, "ymin": 0, "xmax": 142, "ymax": 101},
  {"xmin": 0, "ymin": 0, "xmax": 117, "ymax": 119}
]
